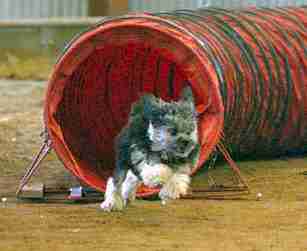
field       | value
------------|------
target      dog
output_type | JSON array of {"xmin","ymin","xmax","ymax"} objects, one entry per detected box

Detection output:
[{"xmin": 100, "ymin": 86, "xmax": 200, "ymax": 211}]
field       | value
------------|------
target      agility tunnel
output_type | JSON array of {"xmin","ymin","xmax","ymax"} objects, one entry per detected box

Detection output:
[{"xmin": 41, "ymin": 7, "xmax": 306, "ymax": 197}]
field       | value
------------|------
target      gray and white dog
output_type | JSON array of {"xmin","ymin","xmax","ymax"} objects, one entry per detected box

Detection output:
[{"xmin": 100, "ymin": 86, "xmax": 200, "ymax": 211}]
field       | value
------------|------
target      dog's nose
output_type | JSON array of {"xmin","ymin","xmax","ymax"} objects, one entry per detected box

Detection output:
[{"xmin": 178, "ymin": 137, "xmax": 190, "ymax": 149}]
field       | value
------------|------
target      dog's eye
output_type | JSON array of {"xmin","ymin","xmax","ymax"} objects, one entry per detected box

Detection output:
[{"xmin": 168, "ymin": 128, "xmax": 177, "ymax": 136}]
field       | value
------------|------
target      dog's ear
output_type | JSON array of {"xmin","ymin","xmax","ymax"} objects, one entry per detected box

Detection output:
[
  {"xmin": 180, "ymin": 86, "xmax": 195, "ymax": 104},
  {"xmin": 143, "ymin": 93, "xmax": 157, "ymax": 109},
  {"xmin": 143, "ymin": 94, "xmax": 160, "ymax": 120},
  {"xmin": 130, "ymin": 93, "xmax": 156, "ymax": 119},
  {"xmin": 180, "ymin": 86, "xmax": 197, "ymax": 116}
]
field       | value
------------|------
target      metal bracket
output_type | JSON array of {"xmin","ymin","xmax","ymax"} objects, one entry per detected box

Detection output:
[
  {"xmin": 216, "ymin": 142, "xmax": 250, "ymax": 191},
  {"xmin": 16, "ymin": 128, "xmax": 52, "ymax": 197},
  {"xmin": 185, "ymin": 142, "xmax": 250, "ymax": 199},
  {"xmin": 68, "ymin": 187, "xmax": 83, "ymax": 200}
]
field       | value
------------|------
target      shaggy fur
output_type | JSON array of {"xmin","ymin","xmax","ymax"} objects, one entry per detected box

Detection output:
[{"xmin": 100, "ymin": 86, "xmax": 200, "ymax": 211}]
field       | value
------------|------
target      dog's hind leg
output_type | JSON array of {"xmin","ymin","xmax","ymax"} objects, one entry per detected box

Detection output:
[{"xmin": 121, "ymin": 170, "xmax": 140, "ymax": 206}]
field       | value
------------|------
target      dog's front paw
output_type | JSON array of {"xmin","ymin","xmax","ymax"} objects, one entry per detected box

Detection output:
[
  {"xmin": 159, "ymin": 173, "xmax": 190, "ymax": 201},
  {"xmin": 100, "ymin": 177, "xmax": 125, "ymax": 212},
  {"xmin": 159, "ymin": 185, "xmax": 181, "ymax": 201},
  {"xmin": 100, "ymin": 198, "xmax": 115, "ymax": 212},
  {"xmin": 121, "ymin": 170, "xmax": 139, "ymax": 206},
  {"xmin": 100, "ymin": 192, "xmax": 125, "ymax": 212}
]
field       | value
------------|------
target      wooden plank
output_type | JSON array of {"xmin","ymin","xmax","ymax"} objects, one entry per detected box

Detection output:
[{"xmin": 88, "ymin": 0, "xmax": 129, "ymax": 16}]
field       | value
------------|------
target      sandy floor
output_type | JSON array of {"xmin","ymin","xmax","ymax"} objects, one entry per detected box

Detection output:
[
  {"xmin": 1, "ymin": 80, "xmax": 307, "ymax": 251},
  {"xmin": 0, "ymin": 50, "xmax": 52, "ymax": 80}
]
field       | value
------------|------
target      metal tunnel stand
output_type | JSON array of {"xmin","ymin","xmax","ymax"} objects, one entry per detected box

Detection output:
[
  {"xmin": 16, "ymin": 129, "xmax": 52, "ymax": 197},
  {"xmin": 188, "ymin": 143, "xmax": 250, "ymax": 199},
  {"xmin": 16, "ymin": 130, "xmax": 250, "ymax": 200}
]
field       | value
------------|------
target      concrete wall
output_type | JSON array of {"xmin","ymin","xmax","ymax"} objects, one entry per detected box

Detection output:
[
  {"xmin": 0, "ymin": 0, "xmax": 88, "ymax": 20},
  {"xmin": 1, "ymin": 0, "xmax": 306, "ymax": 21},
  {"xmin": 0, "ymin": 18, "xmax": 101, "ymax": 58},
  {"xmin": 0, "ymin": 0, "xmax": 130, "ymax": 20},
  {"xmin": 128, "ymin": 0, "xmax": 306, "ymax": 12},
  {"xmin": 0, "ymin": 1, "xmax": 305, "ymax": 58}
]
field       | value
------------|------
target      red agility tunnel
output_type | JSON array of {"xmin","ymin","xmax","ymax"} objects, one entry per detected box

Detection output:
[{"xmin": 44, "ymin": 7, "xmax": 307, "ymax": 197}]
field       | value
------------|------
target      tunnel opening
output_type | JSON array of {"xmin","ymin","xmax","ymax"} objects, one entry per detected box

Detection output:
[{"xmin": 45, "ymin": 16, "xmax": 224, "ymax": 196}]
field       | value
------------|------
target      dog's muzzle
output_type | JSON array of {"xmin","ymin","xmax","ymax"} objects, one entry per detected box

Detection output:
[{"xmin": 172, "ymin": 139, "xmax": 196, "ymax": 158}]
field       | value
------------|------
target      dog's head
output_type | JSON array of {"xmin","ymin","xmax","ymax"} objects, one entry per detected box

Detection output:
[{"xmin": 142, "ymin": 86, "xmax": 199, "ymax": 164}]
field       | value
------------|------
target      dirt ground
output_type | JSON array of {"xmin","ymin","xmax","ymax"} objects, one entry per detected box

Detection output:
[
  {"xmin": 0, "ymin": 50, "xmax": 52, "ymax": 80},
  {"xmin": 1, "ymin": 79, "xmax": 307, "ymax": 251}
]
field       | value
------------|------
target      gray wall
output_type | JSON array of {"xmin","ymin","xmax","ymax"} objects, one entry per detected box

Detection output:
[
  {"xmin": 128, "ymin": 0, "xmax": 306, "ymax": 12},
  {"xmin": 0, "ymin": 0, "xmax": 306, "ymax": 20},
  {"xmin": 0, "ymin": 0, "xmax": 305, "ymax": 56},
  {"xmin": 129, "ymin": 0, "xmax": 204, "ymax": 12},
  {"xmin": 0, "ymin": 0, "xmax": 88, "ymax": 20},
  {"xmin": 202, "ymin": 0, "xmax": 306, "ymax": 8}
]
